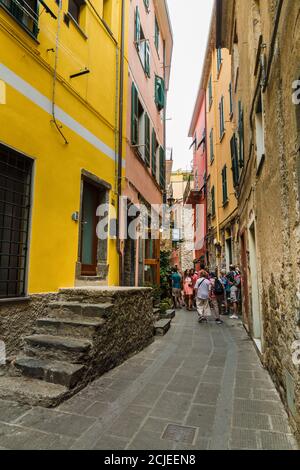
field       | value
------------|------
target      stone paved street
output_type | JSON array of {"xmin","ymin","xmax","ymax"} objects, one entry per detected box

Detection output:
[{"xmin": 0, "ymin": 312, "xmax": 298, "ymax": 450}]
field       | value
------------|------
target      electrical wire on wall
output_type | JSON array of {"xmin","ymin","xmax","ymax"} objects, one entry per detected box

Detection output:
[{"xmin": 51, "ymin": 0, "xmax": 68, "ymax": 145}]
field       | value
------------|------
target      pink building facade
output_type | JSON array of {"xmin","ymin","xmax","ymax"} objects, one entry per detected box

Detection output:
[
  {"xmin": 186, "ymin": 90, "xmax": 208, "ymax": 270},
  {"xmin": 123, "ymin": 0, "xmax": 173, "ymax": 286}
]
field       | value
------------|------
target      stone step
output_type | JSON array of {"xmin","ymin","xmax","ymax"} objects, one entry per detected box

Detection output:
[
  {"xmin": 160, "ymin": 309, "xmax": 176, "ymax": 320},
  {"xmin": 48, "ymin": 302, "xmax": 113, "ymax": 319},
  {"xmin": 153, "ymin": 308, "xmax": 161, "ymax": 315},
  {"xmin": 154, "ymin": 319, "xmax": 172, "ymax": 336},
  {"xmin": 0, "ymin": 376, "xmax": 68, "ymax": 407},
  {"xmin": 24, "ymin": 335, "xmax": 92, "ymax": 363},
  {"xmin": 36, "ymin": 317, "xmax": 105, "ymax": 339},
  {"xmin": 15, "ymin": 356, "xmax": 86, "ymax": 388}
]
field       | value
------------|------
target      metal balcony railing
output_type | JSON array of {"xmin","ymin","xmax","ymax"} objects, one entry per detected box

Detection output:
[{"xmin": 0, "ymin": 0, "xmax": 39, "ymax": 37}]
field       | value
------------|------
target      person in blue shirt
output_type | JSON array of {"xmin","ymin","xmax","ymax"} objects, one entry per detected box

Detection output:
[
  {"xmin": 220, "ymin": 268, "xmax": 230, "ymax": 315},
  {"xmin": 171, "ymin": 267, "xmax": 182, "ymax": 309}
]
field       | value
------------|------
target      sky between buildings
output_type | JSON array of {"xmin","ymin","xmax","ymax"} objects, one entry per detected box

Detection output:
[{"xmin": 166, "ymin": 0, "xmax": 214, "ymax": 172}]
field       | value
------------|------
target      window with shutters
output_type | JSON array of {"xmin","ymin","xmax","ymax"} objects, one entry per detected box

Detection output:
[
  {"xmin": 230, "ymin": 134, "xmax": 240, "ymax": 187},
  {"xmin": 219, "ymin": 96, "xmax": 225, "ymax": 140},
  {"xmin": 0, "ymin": 0, "xmax": 39, "ymax": 37},
  {"xmin": 255, "ymin": 94, "xmax": 265, "ymax": 171},
  {"xmin": 144, "ymin": 113, "xmax": 150, "ymax": 167},
  {"xmin": 159, "ymin": 147, "xmax": 166, "ymax": 189},
  {"xmin": 208, "ymin": 75, "xmax": 213, "ymax": 109},
  {"xmin": 151, "ymin": 129, "xmax": 158, "ymax": 178},
  {"xmin": 210, "ymin": 128, "xmax": 214, "ymax": 164},
  {"xmin": 238, "ymin": 101, "xmax": 245, "ymax": 168},
  {"xmin": 217, "ymin": 47, "xmax": 222, "ymax": 75},
  {"xmin": 68, "ymin": 0, "xmax": 85, "ymax": 25},
  {"xmin": 229, "ymin": 82, "xmax": 233, "ymax": 119},
  {"xmin": 222, "ymin": 165, "xmax": 228, "ymax": 206},
  {"xmin": 211, "ymin": 186, "xmax": 216, "ymax": 218},
  {"xmin": 103, "ymin": 0, "xmax": 113, "ymax": 29},
  {"xmin": 155, "ymin": 76, "xmax": 165, "ymax": 111},
  {"xmin": 131, "ymin": 83, "xmax": 148, "ymax": 162},
  {"xmin": 134, "ymin": 6, "xmax": 150, "ymax": 77},
  {"xmin": 143, "ymin": 0, "xmax": 149, "ymax": 12},
  {"xmin": 155, "ymin": 16, "xmax": 160, "ymax": 52},
  {"xmin": 131, "ymin": 83, "xmax": 139, "ymax": 146}
]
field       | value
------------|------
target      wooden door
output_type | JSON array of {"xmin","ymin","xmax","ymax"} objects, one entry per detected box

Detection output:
[{"xmin": 80, "ymin": 181, "xmax": 99, "ymax": 276}]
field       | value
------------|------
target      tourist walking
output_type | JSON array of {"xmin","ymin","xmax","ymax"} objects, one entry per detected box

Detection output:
[
  {"xmin": 171, "ymin": 267, "xmax": 182, "ymax": 309},
  {"xmin": 194, "ymin": 271, "xmax": 211, "ymax": 323},
  {"xmin": 220, "ymin": 269, "xmax": 230, "ymax": 315},
  {"xmin": 183, "ymin": 270, "xmax": 194, "ymax": 311},
  {"xmin": 227, "ymin": 265, "xmax": 240, "ymax": 319},
  {"xmin": 209, "ymin": 272, "xmax": 224, "ymax": 325}
]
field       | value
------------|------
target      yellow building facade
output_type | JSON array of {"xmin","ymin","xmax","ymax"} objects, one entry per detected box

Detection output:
[
  {"xmin": 0, "ymin": 0, "xmax": 128, "ymax": 298},
  {"xmin": 204, "ymin": 20, "xmax": 239, "ymax": 270}
]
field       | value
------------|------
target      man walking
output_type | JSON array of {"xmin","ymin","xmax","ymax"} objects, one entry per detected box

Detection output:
[
  {"xmin": 171, "ymin": 267, "xmax": 182, "ymax": 309},
  {"xmin": 194, "ymin": 270, "xmax": 211, "ymax": 323}
]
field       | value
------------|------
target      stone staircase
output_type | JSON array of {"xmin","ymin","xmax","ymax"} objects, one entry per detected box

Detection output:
[
  {"xmin": 0, "ymin": 292, "xmax": 114, "ymax": 407},
  {"xmin": 154, "ymin": 309, "xmax": 175, "ymax": 336}
]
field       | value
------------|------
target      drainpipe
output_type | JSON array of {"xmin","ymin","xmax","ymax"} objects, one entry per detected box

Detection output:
[
  {"xmin": 51, "ymin": 0, "xmax": 68, "ymax": 145},
  {"xmin": 117, "ymin": 0, "xmax": 125, "ymax": 286}
]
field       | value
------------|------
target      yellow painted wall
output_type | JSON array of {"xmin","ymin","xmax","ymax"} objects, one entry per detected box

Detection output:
[
  {"xmin": 206, "ymin": 48, "xmax": 236, "ymax": 241},
  {"xmin": 0, "ymin": 0, "xmax": 128, "ymax": 293}
]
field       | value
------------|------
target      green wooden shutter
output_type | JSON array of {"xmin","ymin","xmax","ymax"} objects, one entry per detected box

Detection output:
[
  {"xmin": 159, "ymin": 146, "xmax": 165, "ymax": 188},
  {"xmin": 135, "ymin": 6, "xmax": 141, "ymax": 44},
  {"xmin": 143, "ymin": 0, "xmax": 149, "ymax": 11},
  {"xmin": 229, "ymin": 82, "xmax": 233, "ymax": 116},
  {"xmin": 219, "ymin": 96, "xmax": 225, "ymax": 138},
  {"xmin": 145, "ymin": 113, "xmax": 150, "ymax": 167},
  {"xmin": 131, "ymin": 83, "xmax": 138, "ymax": 145},
  {"xmin": 217, "ymin": 47, "xmax": 222, "ymax": 73},
  {"xmin": 208, "ymin": 75, "xmax": 213, "ymax": 107},
  {"xmin": 238, "ymin": 101, "xmax": 244, "ymax": 167},
  {"xmin": 152, "ymin": 129, "xmax": 157, "ymax": 176},
  {"xmin": 230, "ymin": 134, "xmax": 239, "ymax": 187},
  {"xmin": 145, "ymin": 41, "xmax": 150, "ymax": 77},
  {"xmin": 210, "ymin": 128, "xmax": 214, "ymax": 163},
  {"xmin": 155, "ymin": 76, "xmax": 165, "ymax": 111},
  {"xmin": 155, "ymin": 17, "xmax": 159, "ymax": 51},
  {"xmin": 211, "ymin": 186, "xmax": 215, "ymax": 217},
  {"xmin": 222, "ymin": 166, "xmax": 228, "ymax": 204}
]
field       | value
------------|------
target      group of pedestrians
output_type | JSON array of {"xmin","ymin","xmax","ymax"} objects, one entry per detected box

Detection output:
[{"xmin": 170, "ymin": 264, "xmax": 241, "ymax": 325}]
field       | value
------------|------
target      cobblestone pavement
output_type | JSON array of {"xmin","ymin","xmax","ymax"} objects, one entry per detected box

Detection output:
[{"xmin": 0, "ymin": 312, "xmax": 298, "ymax": 450}]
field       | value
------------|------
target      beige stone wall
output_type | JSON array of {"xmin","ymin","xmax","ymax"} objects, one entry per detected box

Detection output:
[{"xmin": 229, "ymin": 0, "xmax": 300, "ymax": 437}]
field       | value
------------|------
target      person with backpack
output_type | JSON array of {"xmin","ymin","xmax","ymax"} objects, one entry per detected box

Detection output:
[
  {"xmin": 214, "ymin": 270, "xmax": 227, "ymax": 316},
  {"xmin": 209, "ymin": 272, "xmax": 224, "ymax": 325},
  {"xmin": 227, "ymin": 265, "xmax": 240, "ymax": 319},
  {"xmin": 171, "ymin": 267, "xmax": 183, "ymax": 309}
]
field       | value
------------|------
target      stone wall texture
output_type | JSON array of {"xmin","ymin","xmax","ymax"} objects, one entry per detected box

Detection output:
[
  {"xmin": 229, "ymin": 0, "xmax": 300, "ymax": 439},
  {"xmin": 0, "ymin": 288, "xmax": 154, "ymax": 381},
  {"xmin": 0, "ymin": 294, "xmax": 57, "ymax": 357}
]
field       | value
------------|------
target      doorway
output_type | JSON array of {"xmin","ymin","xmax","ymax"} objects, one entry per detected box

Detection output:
[
  {"xmin": 240, "ymin": 231, "xmax": 250, "ymax": 329},
  {"xmin": 80, "ymin": 181, "xmax": 100, "ymax": 276},
  {"xmin": 248, "ymin": 222, "xmax": 262, "ymax": 348},
  {"xmin": 225, "ymin": 236, "xmax": 233, "ymax": 271}
]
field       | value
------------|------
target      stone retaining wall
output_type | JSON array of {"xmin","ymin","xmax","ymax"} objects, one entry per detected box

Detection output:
[{"xmin": 0, "ymin": 294, "xmax": 57, "ymax": 357}]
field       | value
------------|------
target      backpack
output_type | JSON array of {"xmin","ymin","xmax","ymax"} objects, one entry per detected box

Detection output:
[{"xmin": 214, "ymin": 278, "xmax": 224, "ymax": 295}]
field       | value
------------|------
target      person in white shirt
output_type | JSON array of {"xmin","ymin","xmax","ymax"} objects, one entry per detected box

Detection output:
[{"xmin": 194, "ymin": 270, "xmax": 211, "ymax": 323}]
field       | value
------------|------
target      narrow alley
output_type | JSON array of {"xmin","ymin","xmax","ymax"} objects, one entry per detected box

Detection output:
[{"xmin": 0, "ymin": 314, "xmax": 297, "ymax": 451}]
